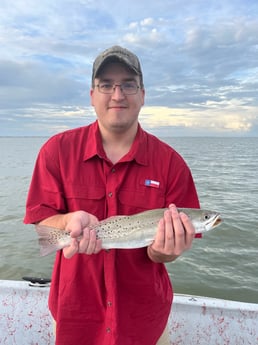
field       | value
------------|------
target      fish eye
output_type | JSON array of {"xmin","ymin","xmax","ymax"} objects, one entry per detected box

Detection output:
[{"xmin": 204, "ymin": 214, "xmax": 210, "ymax": 220}]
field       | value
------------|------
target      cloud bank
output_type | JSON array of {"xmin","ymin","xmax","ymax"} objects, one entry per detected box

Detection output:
[{"xmin": 0, "ymin": 0, "xmax": 257, "ymax": 136}]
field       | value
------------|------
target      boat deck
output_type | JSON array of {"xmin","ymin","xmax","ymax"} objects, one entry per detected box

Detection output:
[{"xmin": 0, "ymin": 280, "xmax": 258, "ymax": 344}]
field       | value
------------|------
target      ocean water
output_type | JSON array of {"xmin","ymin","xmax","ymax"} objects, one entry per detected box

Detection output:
[{"xmin": 0, "ymin": 136, "xmax": 257, "ymax": 303}]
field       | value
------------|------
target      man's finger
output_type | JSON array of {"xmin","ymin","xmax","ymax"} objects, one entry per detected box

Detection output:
[{"xmin": 63, "ymin": 238, "xmax": 79, "ymax": 259}]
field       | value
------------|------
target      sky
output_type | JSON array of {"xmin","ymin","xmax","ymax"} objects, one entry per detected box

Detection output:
[{"xmin": 0, "ymin": 0, "xmax": 258, "ymax": 137}]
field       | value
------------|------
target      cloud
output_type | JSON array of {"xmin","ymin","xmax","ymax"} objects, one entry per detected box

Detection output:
[
  {"xmin": 123, "ymin": 17, "xmax": 166, "ymax": 46},
  {"xmin": 140, "ymin": 102, "xmax": 256, "ymax": 136},
  {"xmin": 0, "ymin": 0, "xmax": 257, "ymax": 136},
  {"xmin": 0, "ymin": 60, "xmax": 88, "ymax": 108}
]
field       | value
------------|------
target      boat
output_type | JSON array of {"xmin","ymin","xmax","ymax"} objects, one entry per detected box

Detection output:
[{"xmin": 0, "ymin": 279, "xmax": 257, "ymax": 344}]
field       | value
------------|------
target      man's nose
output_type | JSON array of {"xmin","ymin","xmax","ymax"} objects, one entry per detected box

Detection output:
[{"xmin": 111, "ymin": 85, "xmax": 125, "ymax": 100}]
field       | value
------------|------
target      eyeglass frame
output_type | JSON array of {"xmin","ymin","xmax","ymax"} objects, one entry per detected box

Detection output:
[{"xmin": 94, "ymin": 81, "xmax": 141, "ymax": 95}]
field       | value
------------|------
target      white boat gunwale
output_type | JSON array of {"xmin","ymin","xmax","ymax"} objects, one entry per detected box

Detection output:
[{"xmin": 1, "ymin": 279, "xmax": 258, "ymax": 344}]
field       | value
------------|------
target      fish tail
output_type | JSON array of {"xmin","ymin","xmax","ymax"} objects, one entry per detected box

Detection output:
[
  {"xmin": 35, "ymin": 224, "xmax": 63, "ymax": 256},
  {"xmin": 38, "ymin": 240, "xmax": 60, "ymax": 256}
]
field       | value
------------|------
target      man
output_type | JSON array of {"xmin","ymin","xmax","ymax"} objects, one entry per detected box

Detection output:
[{"xmin": 24, "ymin": 45, "xmax": 200, "ymax": 345}]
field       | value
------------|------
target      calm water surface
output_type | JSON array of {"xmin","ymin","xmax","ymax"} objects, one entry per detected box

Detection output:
[{"xmin": 0, "ymin": 136, "xmax": 257, "ymax": 303}]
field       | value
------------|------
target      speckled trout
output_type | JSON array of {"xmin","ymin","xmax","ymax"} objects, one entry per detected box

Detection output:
[{"xmin": 36, "ymin": 208, "xmax": 222, "ymax": 256}]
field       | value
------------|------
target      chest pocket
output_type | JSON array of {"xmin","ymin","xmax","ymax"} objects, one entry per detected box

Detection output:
[
  {"xmin": 64, "ymin": 184, "xmax": 105, "ymax": 218},
  {"xmin": 118, "ymin": 186, "xmax": 165, "ymax": 215}
]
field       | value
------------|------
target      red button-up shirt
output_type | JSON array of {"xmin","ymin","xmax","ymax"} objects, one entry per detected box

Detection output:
[{"xmin": 24, "ymin": 121, "xmax": 200, "ymax": 345}]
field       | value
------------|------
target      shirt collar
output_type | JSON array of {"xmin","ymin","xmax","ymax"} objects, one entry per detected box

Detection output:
[
  {"xmin": 83, "ymin": 120, "xmax": 148, "ymax": 166},
  {"xmin": 83, "ymin": 121, "xmax": 106, "ymax": 161},
  {"xmin": 123, "ymin": 125, "xmax": 148, "ymax": 166}
]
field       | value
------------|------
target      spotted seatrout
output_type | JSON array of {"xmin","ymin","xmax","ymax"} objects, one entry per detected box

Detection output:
[{"xmin": 36, "ymin": 208, "xmax": 222, "ymax": 256}]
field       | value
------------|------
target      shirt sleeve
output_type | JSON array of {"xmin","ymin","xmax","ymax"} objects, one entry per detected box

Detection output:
[{"xmin": 24, "ymin": 138, "xmax": 66, "ymax": 224}]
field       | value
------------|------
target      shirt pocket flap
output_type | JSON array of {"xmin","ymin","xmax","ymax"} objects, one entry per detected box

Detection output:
[
  {"xmin": 65, "ymin": 184, "xmax": 105, "ymax": 200},
  {"xmin": 119, "ymin": 188, "xmax": 165, "ymax": 212}
]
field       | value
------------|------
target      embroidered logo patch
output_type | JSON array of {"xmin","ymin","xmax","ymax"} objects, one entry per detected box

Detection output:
[{"xmin": 144, "ymin": 179, "xmax": 160, "ymax": 188}]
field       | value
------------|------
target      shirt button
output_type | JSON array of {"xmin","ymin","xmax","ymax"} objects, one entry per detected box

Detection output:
[
  {"xmin": 106, "ymin": 327, "xmax": 111, "ymax": 333},
  {"xmin": 107, "ymin": 301, "xmax": 112, "ymax": 307},
  {"xmin": 111, "ymin": 168, "xmax": 116, "ymax": 173},
  {"xmin": 108, "ymin": 192, "xmax": 113, "ymax": 197}
]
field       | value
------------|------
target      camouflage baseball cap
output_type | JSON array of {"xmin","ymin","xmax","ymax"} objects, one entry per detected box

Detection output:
[{"xmin": 92, "ymin": 45, "xmax": 143, "ymax": 86}]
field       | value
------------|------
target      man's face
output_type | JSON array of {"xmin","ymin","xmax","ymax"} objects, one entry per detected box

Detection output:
[{"xmin": 90, "ymin": 62, "xmax": 145, "ymax": 134}]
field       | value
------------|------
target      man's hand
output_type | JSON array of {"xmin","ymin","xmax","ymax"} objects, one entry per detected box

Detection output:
[
  {"xmin": 38, "ymin": 210, "xmax": 102, "ymax": 259},
  {"xmin": 147, "ymin": 204, "xmax": 195, "ymax": 263},
  {"xmin": 63, "ymin": 211, "xmax": 102, "ymax": 258}
]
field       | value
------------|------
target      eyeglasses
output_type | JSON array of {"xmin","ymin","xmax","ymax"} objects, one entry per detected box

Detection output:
[{"xmin": 95, "ymin": 82, "xmax": 140, "ymax": 95}]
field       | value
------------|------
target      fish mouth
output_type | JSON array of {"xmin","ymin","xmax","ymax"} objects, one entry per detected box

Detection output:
[{"xmin": 211, "ymin": 214, "xmax": 222, "ymax": 229}]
